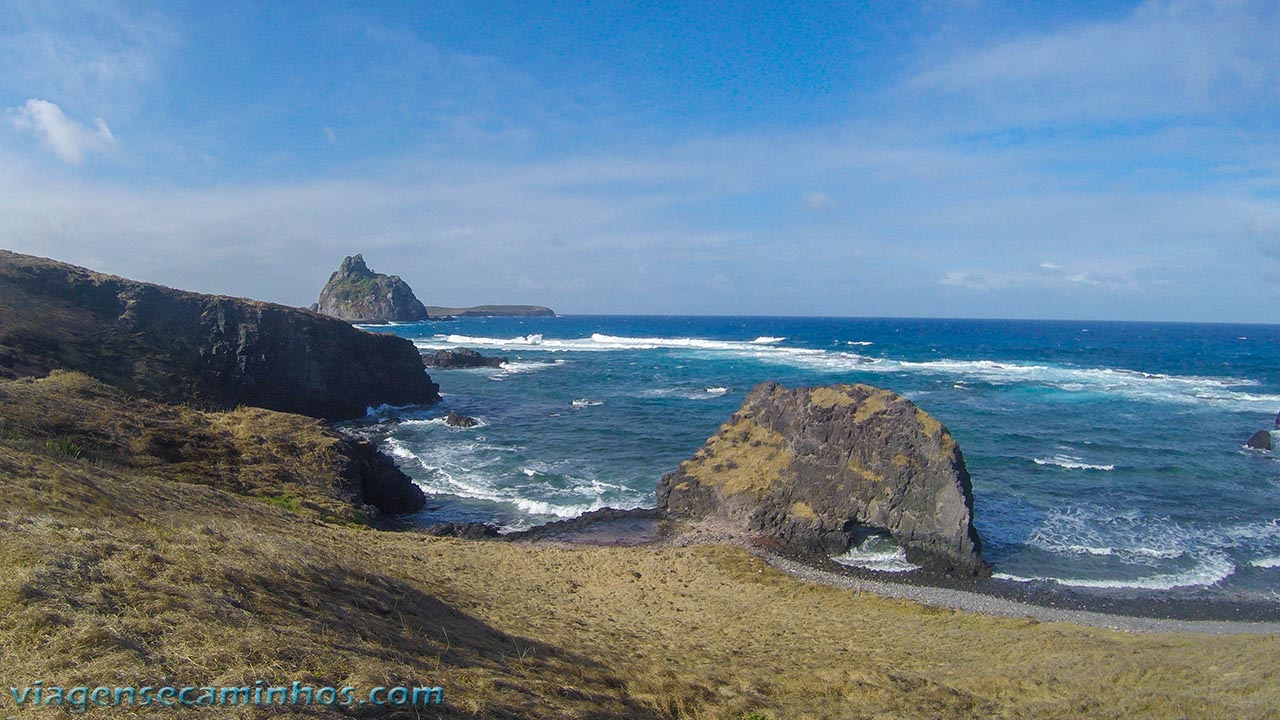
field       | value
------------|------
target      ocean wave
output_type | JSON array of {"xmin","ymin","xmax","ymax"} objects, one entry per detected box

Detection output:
[
  {"xmin": 1251, "ymin": 556, "xmax": 1280, "ymax": 569},
  {"xmin": 992, "ymin": 553, "xmax": 1236, "ymax": 590},
  {"xmin": 762, "ymin": 352, "xmax": 1277, "ymax": 411},
  {"xmin": 571, "ymin": 398, "xmax": 603, "ymax": 408},
  {"xmin": 999, "ymin": 504, "xmax": 1280, "ymax": 589},
  {"xmin": 364, "ymin": 402, "xmax": 421, "ymax": 419},
  {"xmin": 639, "ymin": 386, "xmax": 733, "ymax": 401},
  {"xmin": 1032, "ymin": 455, "xmax": 1115, "ymax": 471},
  {"xmin": 845, "ymin": 341, "xmax": 874, "ymax": 346},
  {"xmin": 386, "ymin": 437, "xmax": 648, "ymax": 524},
  {"xmin": 412, "ymin": 332, "xmax": 829, "ymax": 357},
  {"xmin": 831, "ymin": 536, "xmax": 920, "ymax": 573},
  {"xmin": 1023, "ymin": 506, "xmax": 1190, "ymax": 561},
  {"xmin": 501, "ymin": 359, "xmax": 566, "ymax": 374}
]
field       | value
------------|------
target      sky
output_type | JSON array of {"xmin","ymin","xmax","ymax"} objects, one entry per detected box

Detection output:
[{"xmin": 1, "ymin": 0, "xmax": 1278, "ymax": 322}]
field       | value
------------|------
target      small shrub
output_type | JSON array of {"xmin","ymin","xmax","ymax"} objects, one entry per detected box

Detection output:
[
  {"xmin": 261, "ymin": 493, "xmax": 300, "ymax": 511},
  {"xmin": 45, "ymin": 438, "xmax": 85, "ymax": 459}
]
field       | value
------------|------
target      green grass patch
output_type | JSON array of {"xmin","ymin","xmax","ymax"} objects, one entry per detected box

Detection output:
[
  {"xmin": 44, "ymin": 438, "xmax": 85, "ymax": 459},
  {"xmin": 260, "ymin": 493, "xmax": 300, "ymax": 511}
]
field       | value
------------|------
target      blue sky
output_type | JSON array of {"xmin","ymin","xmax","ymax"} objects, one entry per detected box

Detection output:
[{"xmin": 1, "ymin": 1, "xmax": 1278, "ymax": 321}]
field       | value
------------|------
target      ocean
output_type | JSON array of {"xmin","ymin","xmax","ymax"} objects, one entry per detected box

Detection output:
[{"xmin": 353, "ymin": 316, "xmax": 1280, "ymax": 601}]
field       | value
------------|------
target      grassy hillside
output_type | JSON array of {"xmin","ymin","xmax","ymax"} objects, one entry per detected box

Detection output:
[{"xmin": 2, "ymin": 372, "xmax": 1278, "ymax": 719}]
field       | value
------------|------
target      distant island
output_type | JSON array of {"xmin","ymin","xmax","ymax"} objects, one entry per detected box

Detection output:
[
  {"xmin": 312, "ymin": 254, "xmax": 555, "ymax": 322},
  {"xmin": 426, "ymin": 304, "xmax": 556, "ymax": 318},
  {"xmin": 313, "ymin": 254, "xmax": 430, "ymax": 323}
]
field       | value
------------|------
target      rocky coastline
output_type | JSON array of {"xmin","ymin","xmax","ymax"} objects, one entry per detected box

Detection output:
[{"xmin": 0, "ymin": 250, "xmax": 440, "ymax": 419}]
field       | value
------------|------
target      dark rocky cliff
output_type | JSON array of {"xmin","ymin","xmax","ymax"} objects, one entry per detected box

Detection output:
[
  {"xmin": 314, "ymin": 254, "xmax": 430, "ymax": 322},
  {"xmin": 658, "ymin": 382, "xmax": 988, "ymax": 576},
  {"xmin": 0, "ymin": 250, "xmax": 440, "ymax": 419}
]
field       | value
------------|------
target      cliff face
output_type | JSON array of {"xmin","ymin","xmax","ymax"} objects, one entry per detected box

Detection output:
[
  {"xmin": 658, "ymin": 382, "xmax": 988, "ymax": 576},
  {"xmin": 314, "ymin": 254, "xmax": 429, "ymax": 322},
  {"xmin": 0, "ymin": 250, "xmax": 440, "ymax": 419}
]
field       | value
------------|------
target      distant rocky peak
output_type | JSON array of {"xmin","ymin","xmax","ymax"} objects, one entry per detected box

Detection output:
[
  {"xmin": 315, "ymin": 254, "xmax": 429, "ymax": 323},
  {"xmin": 338, "ymin": 254, "xmax": 372, "ymax": 276}
]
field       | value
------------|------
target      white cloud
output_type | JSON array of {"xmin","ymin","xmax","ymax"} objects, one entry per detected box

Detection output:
[
  {"xmin": 0, "ymin": 2, "xmax": 174, "ymax": 118},
  {"xmin": 911, "ymin": 0, "xmax": 1280, "ymax": 125},
  {"xmin": 803, "ymin": 191, "xmax": 832, "ymax": 210},
  {"xmin": 9, "ymin": 99, "xmax": 117, "ymax": 164},
  {"xmin": 323, "ymin": 127, "xmax": 337, "ymax": 145}
]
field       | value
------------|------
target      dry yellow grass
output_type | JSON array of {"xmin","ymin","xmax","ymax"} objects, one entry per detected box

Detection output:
[
  {"xmin": 2, "ymin": 373, "xmax": 1278, "ymax": 719},
  {"xmin": 680, "ymin": 415, "xmax": 793, "ymax": 498}
]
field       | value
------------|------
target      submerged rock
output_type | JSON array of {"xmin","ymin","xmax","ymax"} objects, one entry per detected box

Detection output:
[
  {"xmin": 657, "ymin": 382, "xmax": 988, "ymax": 576},
  {"xmin": 427, "ymin": 347, "xmax": 507, "ymax": 369},
  {"xmin": 421, "ymin": 522, "xmax": 502, "ymax": 539},
  {"xmin": 1247, "ymin": 430, "xmax": 1273, "ymax": 451},
  {"xmin": 444, "ymin": 410, "xmax": 479, "ymax": 428},
  {"xmin": 314, "ymin": 254, "xmax": 429, "ymax": 323}
]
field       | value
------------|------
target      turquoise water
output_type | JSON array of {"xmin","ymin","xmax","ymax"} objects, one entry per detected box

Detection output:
[{"xmin": 355, "ymin": 316, "xmax": 1280, "ymax": 599}]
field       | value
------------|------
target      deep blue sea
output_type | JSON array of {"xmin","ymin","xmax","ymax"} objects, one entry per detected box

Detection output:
[{"xmin": 355, "ymin": 316, "xmax": 1280, "ymax": 600}]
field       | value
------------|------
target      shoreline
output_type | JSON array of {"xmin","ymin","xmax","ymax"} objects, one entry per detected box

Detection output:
[
  {"xmin": 489, "ymin": 511, "xmax": 1280, "ymax": 634},
  {"xmin": 762, "ymin": 553, "xmax": 1280, "ymax": 635}
]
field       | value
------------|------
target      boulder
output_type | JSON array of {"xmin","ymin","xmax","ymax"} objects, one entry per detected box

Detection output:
[
  {"xmin": 427, "ymin": 347, "xmax": 507, "ymax": 369},
  {"xmin": 444, "ymin": 410, "xmax": 479, "ymax": 428},
  {"xmin": 314, "ymin": 254, "xmax": 430, "ymax": 323},
  {"xmin": 657, "ymin": 382, "xmax": 988, "ymax": 576},
  {"xmin": 1247, "ymin": 430, "xmax": 1273, "ymax": 451},
  {"xmin": 0, "ymin": 250, "xmax": 440, "ymax": 420}
]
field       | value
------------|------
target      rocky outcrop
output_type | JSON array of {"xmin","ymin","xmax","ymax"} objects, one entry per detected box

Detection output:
[
  {"xmin": 444, "ymin": 411, "xmax": 479, "ymax": 428},
  {"xmin": 339, "ymin": 437, "xmax": 427, "ymax": 515},
  {"xmin": 314, "ymin": 254, "xmax": 430, "ymax": 323},
  {"xmin": 427, "ymin": 347, "xmax": 507, "ymax": 369},
  {"xmin": 1247, "ymin": 430, "xmax": 1273, "ymax": 451},
  {"xmin": 0, "ymin": 250, "xmax": 440, "ymax": 419},
  {"xmin": 421, "ymin": 522, "xmax": 502, "ymax": 539},
  {"xmin": 426, "ymin": 304, "xmax": 555, "ymax": 318},
  {"xmin": 657, "ymin": 382, "xmax": 988, "ymax": 576},
  {"xmin": 0, "ymin": 370, "xmax": 424, "ymax": 518}
]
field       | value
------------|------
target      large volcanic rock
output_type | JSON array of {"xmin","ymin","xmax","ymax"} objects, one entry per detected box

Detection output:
[
  {"xmin": 0, "ymin": 250, "xmax": 440, "ymax": 419},
  {"xmin": 657, "ymin": 382, "xmax": 988, "ymax": 576},
  {"xmin": 1247, "ymin": 430, "xmax": 1273, "ymax": 451},
  {"xmin": 314, "ymin": 254, "xmax": 429, "ymax": 323}
]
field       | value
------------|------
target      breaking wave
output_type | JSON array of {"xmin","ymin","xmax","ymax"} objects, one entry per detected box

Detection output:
[
  {"xmin": 411, "ymin": 332, "xmax": 1276, "ymax": 410},
  {"xmin": 831, "ymin": 535, "xmax": 920, "ymax": 573},
  {"xmin": 1032, "ymin": 455, "xmax": 1115, "ymax": 471},
  {"xmin": 384, "ymin": 438, "xmax": 648, "ymax": 528}
]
